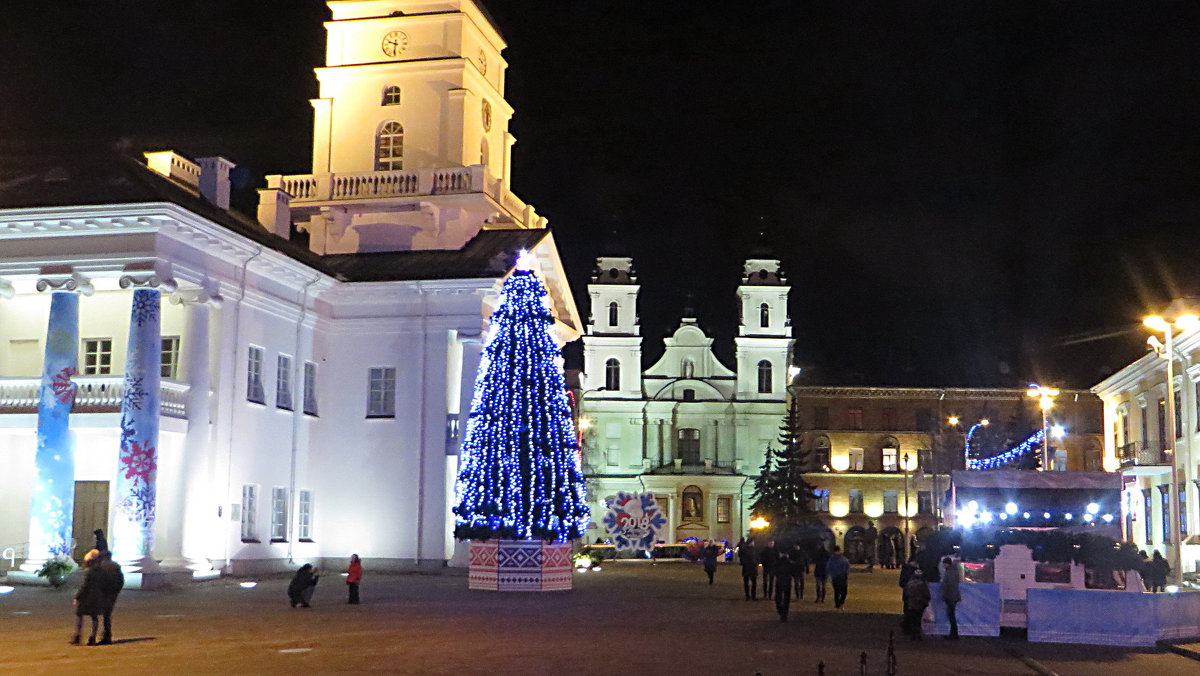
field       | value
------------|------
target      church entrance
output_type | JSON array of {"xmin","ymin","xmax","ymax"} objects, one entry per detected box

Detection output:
[{"xmin": 71, "ymin": 481, "xmax": 109, "ymax": 564}]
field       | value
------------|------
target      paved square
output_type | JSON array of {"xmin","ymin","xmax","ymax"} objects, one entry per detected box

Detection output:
[{"xmin": 2, "ymin": 562, "xmax": 1196, "ymax": 675}]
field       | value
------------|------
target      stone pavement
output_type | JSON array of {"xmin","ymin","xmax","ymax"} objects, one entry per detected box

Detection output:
[{"xmin": 1, "ymin": 561, "xmax": 1197, "ymax": 675}]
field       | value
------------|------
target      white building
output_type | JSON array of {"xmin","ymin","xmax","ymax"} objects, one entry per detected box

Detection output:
[
  {"xmin": 0, "ymin": 0, "xmax": 580, "ymax": 579},
  {"xmin": 578, "ymin": 256, "xmax": 794, "ymax": 544}
]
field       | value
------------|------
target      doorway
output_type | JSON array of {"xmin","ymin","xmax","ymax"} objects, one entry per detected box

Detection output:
[{"xmin": 72, "ymin": 481, "xmax": 109, "ymax": 564}]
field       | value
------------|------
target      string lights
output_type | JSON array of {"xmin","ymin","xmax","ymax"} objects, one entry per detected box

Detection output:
[
  {"xmin": 453, "ymin": 267, "xmax": 590, "ymax": 543},
  {"xmin": 967, "ymin": 429, "xmax": 1045, "ymax": 470}
]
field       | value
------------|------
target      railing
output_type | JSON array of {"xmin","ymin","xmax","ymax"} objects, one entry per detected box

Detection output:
[
  {"xmin": 1118, "ymin": 441, "xmax": 1170, "ymax": 467},
  {"xmin": 0, "ymin": 376, "xmax": 190, "ymax": 419}
]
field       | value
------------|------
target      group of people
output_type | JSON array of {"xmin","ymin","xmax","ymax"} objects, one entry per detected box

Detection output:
[
  {"xmin": 1137, "ymin": 550, "xmax": 1172, "ymax": 593},
  {"xmin": 733, "ymin": 538, "xmax": 851, "ymax": 621},
  {"xmin": 71, "ymin": 529, "xmax": 124, "ymax": 646},
  {"xmin": 899, "ymin": 556, "xmax": 960, "ymax": 641},
  {"xmin": 287, "ymin": 553, "xmax": 363, "ymax": 607}
]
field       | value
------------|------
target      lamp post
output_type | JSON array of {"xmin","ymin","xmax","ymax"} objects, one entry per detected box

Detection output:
[
  {"xmin": 573, "ymin": 387, "xmax": 607, "ymax": 468},
  {"xmin": 1027, "ymin": 384, "xmax": 1060, "ymax": 471},
  {"xmin": 1143, "ymin": 307, "xmax": 1199, "ymax": 585},
  {"xmin": 902, "ymin": 451, "xmax": 911, "ymax": 558}
]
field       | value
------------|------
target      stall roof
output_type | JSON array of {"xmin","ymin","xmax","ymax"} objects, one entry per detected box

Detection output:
[{"xmin": 951, "ymin": 470, "xmax": 1121, "ymax": 491}]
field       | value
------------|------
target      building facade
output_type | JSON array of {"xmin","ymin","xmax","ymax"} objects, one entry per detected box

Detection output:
[{"xmin": 0, "ymin": 0, "xmax": 579, "ymax": 581}]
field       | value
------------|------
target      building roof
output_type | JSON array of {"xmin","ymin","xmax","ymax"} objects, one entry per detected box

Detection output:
[{"xmin": 0, "ymin": 152, "xmax": 548, "ymax": 284}]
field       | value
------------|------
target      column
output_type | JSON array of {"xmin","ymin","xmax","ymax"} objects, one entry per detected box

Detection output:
[
  {"xmin": 20, "ymin": 288, "xmax": 83, "ymax": 571},
  {"xmin": 111, "ymin": 285, "xmax": 163, "ymax": 572}
]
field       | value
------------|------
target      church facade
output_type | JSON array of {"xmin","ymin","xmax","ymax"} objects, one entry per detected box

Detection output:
[{"xmin": 0, "ymin": 0, "xmax": 578, "ymax": 582}]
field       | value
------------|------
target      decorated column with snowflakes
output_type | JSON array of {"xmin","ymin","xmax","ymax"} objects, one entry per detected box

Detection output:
[
  {"xmin": 111, "ymin": 287, "xmax": 162, "ymax": 570},
  {"xmin": 21, "ymin": 291, "xmax": 80, "ymax": 570}
]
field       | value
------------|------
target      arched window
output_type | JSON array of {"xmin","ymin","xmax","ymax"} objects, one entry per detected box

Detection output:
[
  {"xmin": 813, "ymin": 435, "xmax": 831, "ymax": 470},
  {"xmin": 677, "ymin": 428, "xmax": 700, "ymax": 465},
  {"xmin": 608, "ymin": 301, "xmax": 619, "ymax": 327},
  {"xmin": 605, "ymin": 358, "xmax": 620, "ymax": 391},
  {"xmin": 681, "ymin": 357, "xmax": 695, "ymax": 378},
  {"xmin": 682, "ymin": 485, "xmax": 703, "ymax": 519},
  {"xmin": 757, "ymin": 360, "xmax": 772, "ymax": 393},
  {"xmin": 760, "ymin": 303, "xmax": 770, "ymax": 328},
  {"xmin": 375, "ymin": 121, "xmax": 404, "ymax": 171},
  {"xmin": 382, "ymin": 85, "xmax": 402, "ymax": 106}
]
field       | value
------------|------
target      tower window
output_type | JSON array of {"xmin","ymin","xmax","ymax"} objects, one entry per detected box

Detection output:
[
  {"xmin": 678, "ymin": 433, "xmax": 701, "ymax": 466},
  {"xmin": 608, "ymin": 301, "xmax": 619, "ymax": 327},
  {"xmin": 605, "ymin": 358, "xmax": 620, "ymax": 391},
  {"xmin": 382, "ymin": 85, "xmax": 401, "ymax": 106},
  {"xmin": 757, "ymin": 360, "xmax": 772, "ymax": 394},
  {"xmin": 375, "ymin": 121, "xmax": 404, "ymax": 171},
  {"xmin": 759, "ymin": 303, "xmax": 770, "ymax": 328}
]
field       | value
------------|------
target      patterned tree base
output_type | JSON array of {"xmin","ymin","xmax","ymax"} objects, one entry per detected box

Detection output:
[{"xmin": 468, "ymin": 540, "xmax": 573, "ymax": 592}]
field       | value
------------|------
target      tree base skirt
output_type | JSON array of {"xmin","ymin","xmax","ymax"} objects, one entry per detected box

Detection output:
[{"xmin": 467, "ymin": 539, "xmax": 573, "ymax": 591}]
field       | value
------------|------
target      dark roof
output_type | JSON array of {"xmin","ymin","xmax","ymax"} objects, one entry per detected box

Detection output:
[{"xmin": 0, "ymin": 152, "xmax": 545, "ymax": 283}]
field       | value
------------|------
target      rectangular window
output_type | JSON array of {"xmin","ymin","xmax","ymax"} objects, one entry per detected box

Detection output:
[
  {"xmin": 270, "ymin": 486, "xmax": 288, "ymax": 542},
  {"xmin": 246, "ymin": 346, "xmax": 266, "ymax": 404},
  {"xmin": 303, "ymin": 361, "xmax": 318, "ymax": 416},
  {"xmin": 915, "ymin": 407, "xmax": 933, "ymax": 431},
  {"xmin": 1160, "ymin": 485, "xmax": 1171, "ymax": 544},
  {"xmin": 882, "ymin": 447, "xmax": 898, "ymax": 472},
  {"xmin": 717, "ymin": 496, "xmax": 731, "ymax": 523},
  {"xmin": 1180, "ymin": 483, "xmax": 1188, "ymax": 539},
  {"xmin": 848, "ymin": 448, "xmax": 864, "ymax": 471},
  {"xmin": 883, "ymin": 490, "xmax": 898, "ymax": 513},
  {"xmin": 814, "ymin": 489, "xmax": 830, "ymax": 512},
  {"xmin": 161, "ymin": 336, "xmax": 180, "ymax": 379},
  {"xmin": 1175, "ymin": 390, "xmax": 1184, "ymax": 439},
  {"xmin": 1140, "ymin": 404, "xmax": 1149, "ymax": 447},
  {"xmin": 1196, "ymin": 383, "xmax": 1200, "ymax": 432},
  {"xmin": 606, "ymin": 444, "xmax": 620, "ymax": 467},
  {"xmin": 446, "ymin": 414, "xmax": 461, "ymax": 452},
  {"xmin": 918, "ymin": 491, "xmax": 933, "ymax": 515},
  {"xmin": 813, "ymin": 406, "xmax": 830, "ymax": 429},
  {"xmin": 917, "ymin": 449, "xmax": 933, "ymax": 473},
  {"xmin": 276, "ymin": 354, "xmax": 293, "ymax": 411},
  {"xmin": 298, "ymin": 489, "xmax": 313, "ymax": 541},
  {"xmin": 82, "ymin": 338, "xmax": 113, "ymax": 375},
  {"xmin": 882, "ymin": 407, "xmax": 897, "ymax": 429},
  {"xmin": 847, "ymin": 408, "xmax": 863, "ymax": 430},
  {"xmin": 1157, "ymin": 398, "xmax": 1167, "ymax": 449},
  {"xmin": 1120, "ymin": 406, "xmax": 1130, "ymax": 446},
  {"xmin": 849, "ymin": 489, "xmax": 864, "ymax": 513},
  {"xmin": 367, "ymin": 367, "xmax": 396, "ymax": 418},
  {"xmin": 1144, "ymin": 488, "xmax": 1153, "ymax": 545},
  {"xmin": 240, "ymin": 483, "xmax": 259, "ymax": 542}
]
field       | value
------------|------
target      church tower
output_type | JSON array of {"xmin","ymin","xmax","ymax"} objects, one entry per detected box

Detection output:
[
  {"xmin": 734, "ymin": 258, "xmax": 793, "ymax": 401},
  {"xmin": 583, "ymin": 257, "xmax": 643, "ymax": 399}
]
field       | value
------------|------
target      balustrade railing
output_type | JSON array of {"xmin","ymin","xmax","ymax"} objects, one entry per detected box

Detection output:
[
  {"xmin": 0, "ymin": 376, "xmax": 189, "ymax": 418},
  {"xmin": 1118, "ymin": 441, "xmax": 1170, "ymax": 467}
]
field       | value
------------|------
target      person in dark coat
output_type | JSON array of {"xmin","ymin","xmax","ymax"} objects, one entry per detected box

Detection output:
[
  {"xmin": 902, "ymin": 569, "xmax": 931, "ymax": 640},
  {"xmin": 701, "ymin": 542, "xmax": 720, "ymax": 585},
  {"xmin": 288, "ymin": 563, "xmax": 320, "ymax": 607},
  {"xmin": 345, "ymin": 554, "xmax": 362, "ymax": 604},
  {"xmin": 736, "ymin": 539, "xmax": 759, "ymax": 600},
  {"xmin": 73, "ymin": 549, "xmax": 124, "ymax": 646},
  {"xmin": 1149, "ymin": 550, "xmax": 1170, "ymax": 593},
  {"xmin": 759, "ymin": 541, "xmax": 777, "ymax": 601},
  {"xmin": 94, "ymin": 551, "xmax": 124, "ymax": 645},
  {"xmin": 773, "ymin": 548, "xmax": 794, "ymax": 622},
  {"xmin": 941, "ymin": 557, "xmax": 961, "ymax": 639},
  {"xmin": 790, "ymin": 544, "xmax": 809, "ymax": 599},
  {"xmin": 827, "ymin": 546, "xmax": 851, "ymax": 609},
  {"xmin": 812, "ymin": 544, "xmax": 829, "ymax": 603},
  {"xmin": 864, "ymin": 522, "xmax": 879, "ymax": 571}
]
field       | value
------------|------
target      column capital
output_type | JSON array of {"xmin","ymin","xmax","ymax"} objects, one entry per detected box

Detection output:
[
  {"xmin": 119, "ymin": 273, "xmax": 177, "ymax": 292},
  {"xmin": 169, "ymin": 288, "xmax": 224, "ymax": 308},
  {"xmin": 36, "ymin": 272, "xmax": 94, "ymax": 296}
]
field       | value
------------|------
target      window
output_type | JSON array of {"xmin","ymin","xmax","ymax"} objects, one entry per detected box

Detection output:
[
  {"xmin": 1140, "ymin": 403, "xmax": 1149, "ymax": 446},
  {"xmin": 677, "ymin": 428, "xmax": 700, "ymax": 464},
  {"xmin": 298, "ymin": 489, "xmax": 313, "ymax": 541},
  {"xmin": 849, "ymin": 489, "xmax": 864, "ymax": 513},
  {"xmin": 605, "ymin": 358, "xmax": 620, "ymax": 391},
  {"xmin": 682, "ymin": 388, "xmax": 695, "ymax": 401},
  {"xmin": 882, "ymin": 447, "xmax": 898, "ymax": 472},
  {"xmin": 1143, "ymin": 488, "xmax": 1153, "ymax": 545},
  {"xmin": 161, "ymin": 336, "xmax": 180, "ymax": 379},
  {"xmin": 608, "ymin": 301, "xmax": 619, "ymax": 327},
  {"xmin": 367, "ymin": 367, "xmax": 396, "ymax": 418},
  {"xmin": 915, "ymin": 407, "xmax": 933, "ymax": 431},
  {"xmin": 606, "ymin": 444, "xmax": 620, "ymax": 466},
  {"xmin": 1125, "ymin": 492, "xmax": 1134, "ymax": 545},
  {"xmin": 303, "ymin": 362, "xmax": 318, "ymax": 416},
  {"xmin": 1119, "ymin": 404, "xmax": 1130, "ymax": 446},
  {"xmin": 681, "ymin": 358, "xmax": 695, "ymax": 378},
  {"xmin": 757, "ymin": 360, "xmax": 772, "ymax": 394},
  {"xmin": 82, "ymin": 338, "xmax": 113, "ymax": 375},
  {"xmin": 276, "ymin": 355, "xmax": 293, "ymax": 411},
  {"xmin": 882, "ymin": 407, "xmax": 897, "ymax": 429},
  {"xmin": 1176, "ymin": 390, "xmax": 1184, "ymax": 439},
  {"xmin": 270, "ymin": 486, "xmax": 288, "ymax": 542},
  {"xmin": 1196, "ymin": 383, "xmax": 1200, "ymax": 431},
  {"xmin": 1180, "ymin": 483, "xmax": 1188, "ymax": 539},
  {"xmin": 1157, "ymin": 398, "xmax": 1167, "ymax": 448},
  {"xmin": 759, "ymin": 303, "xmax": 770, "ymax": 328},
  {"xmin": 813, "ymin": 436, "xmax": 831, "ymax": 470},
  {"xmin": 847, "ymin": 408, "xmax": 863, "ymax": 430},
  {"xmin": 682, "ymin": 485, "xmax": 703, "ymax": 519},
  {"xmin": 918, "ymin": 491, "xmax": 933, "ymax": 515},
  {"xmin": 883, "ymin": 490, "xmax": 898, "ymax": 513},
  {"xmin": 1160, "ymin": 484, "xmax": 1171, "ymax": 544},
  {"xmin": 848, "ymin": 448, "xmax": 864, "ymax": 471},
  {"xmin": 382, "ymin": 85, "xmax": 401, "ymax": 106},
  {"xmin": 246, "ymin": 346, "xmax": 266, "ymax": 404},
  {"xmin": 375, "ymin": 121, "xmax": 404, "ymax": 170},
  {"xmin": 240, "ymin": 484, "xmax": 259, "ymax": 542},
  {"xmin": 813, "ymin": 406, "xmax": 830, "ymax": 429},
  {"xmin": 446, "ymin": 414, "xmax": 461, "ymax": 451},
  {"xmin": 717, "ymin": 496, "xmax": 731, "ymax": 523},
  {"xmin": 814, "ymin": 489, "xmax": 830, "ymax": 512}
]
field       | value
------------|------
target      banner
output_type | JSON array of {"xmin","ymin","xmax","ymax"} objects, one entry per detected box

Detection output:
[{"xmin": 602, "ymin": 492, "xmax": 667, "ymax": 552}]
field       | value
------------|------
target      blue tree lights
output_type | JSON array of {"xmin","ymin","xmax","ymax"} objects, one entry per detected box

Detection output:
[{"xmin": 453, "ymin": 264, "xmax": 589, "ymax": 542}]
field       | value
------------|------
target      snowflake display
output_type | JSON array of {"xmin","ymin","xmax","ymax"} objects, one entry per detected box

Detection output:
[
  {"xmin": 120, "ymin": 439, "xmax": 157, "ymax": 482},
  {"xmin": 122, "ymin": 375, "xmax": 146, "ymax": 411},
  {"xmin": 130, "ymin": 289, "xmax": 159, "ymax": 327},
  {"xmin": 50, "ymin": 366, "xmax": 76, "ymax": 405},
  {"xmin": 602, "ymin": 492, "xmax": 667, "ymax": 552}
]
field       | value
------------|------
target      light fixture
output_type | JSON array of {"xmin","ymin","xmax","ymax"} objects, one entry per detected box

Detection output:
[
  {"xmin": 1166, "ymin": 585, "xmax": 1181, "ymax": 594},
  {"xmin": 239, "ymin": 581, "xmax": 258, "ymax": 589},
  {"xmin": 1005, "ymin": 502, "xmax": 1018, "ymax": 515},
  {"xmin": 980, "ymin": 418, "xmax": 990, "ymax": 427},
  {"xmin": 749, "ymin": 516, "xmax": 770, "ymax": 530},
  {"xmin": 0, "ymin": 586, "xmax": 14, "ymax": 595},
  {"xmin": 1023, "ymin": 512, "xmax": 1031, "ymax": 519},
  {"xmin": 578, "ymin": 418, "xmax": 592, "ymax": 431},
  {"xmin": 1086, "ymin": 502, "xmax": 1100, "ymax": 515},
  {"xmin": 829, "ymin": 503, "xmax": 849, "ymax": 518},
  {"xmin": 948, "ymin": 415, "xmax": 960, "ymax": 426},
  {"xmin": 966, "ymin": 500, "xmax": 979, "ymax": 513},
  {"xmin": 999, "ymin": 513, "xmax": 1008, "ymax": 520},
  {"xmin": 980, "ymin": 511, "xmax": 993, "ymax": 523},
  {"xmin": 1064, "ymin": 513, "xmax": 1073, "ymax": 521},
  {"xmin": 1051, "ymin": 424, "xmax": 1067, "ymax": 439},
  {"xmin": 1102, "ymin": 514, "xmax": 1114, "ymax": 523},
  {"xmin": 1043, "ymin": 512, "xmax": 1051, "ymax": 519},
  {"xmin": 1083, "ymin": 513, "xmax": 1094, "ymax": 523}
]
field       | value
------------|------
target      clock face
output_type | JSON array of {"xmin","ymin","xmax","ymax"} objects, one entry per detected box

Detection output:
[
  {"xmin": 477, "ymin": 49, "xmax": 488, "ymax": 75},
  {"xmin": 381, "ymin": 31, "xmax": 409, "ymax": 57},
  {"xmin": 482, "ymin": 99, "xmax": 492, "ymax": 131}
]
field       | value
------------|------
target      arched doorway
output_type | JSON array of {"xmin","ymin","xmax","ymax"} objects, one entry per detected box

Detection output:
[
  {"xmin": 879, "ymin": 526, "xmax": 904, "ymax": 568},
  {"xmin": 844, "ymin": 526, "xmax": 867, "ymax": 564}
]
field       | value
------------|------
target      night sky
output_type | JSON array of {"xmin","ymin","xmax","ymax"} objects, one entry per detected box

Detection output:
[{"xmin": 3, "ymin": 1, "xmax": 1200, "ymax": 388}]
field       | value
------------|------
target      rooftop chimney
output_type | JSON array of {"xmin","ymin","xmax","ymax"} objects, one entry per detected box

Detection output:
[{"xmin": 197, "ymin": 156, "xmax": 236, "ymax": 210}]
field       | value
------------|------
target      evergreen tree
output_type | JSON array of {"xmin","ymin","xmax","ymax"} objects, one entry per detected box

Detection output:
[
  {"xmin": 453, "ymin": 264, "xmax": 590, "ymax": 542},
  {"xmin": 750, "ymin": 400, "xmax": 818, "ymax": 528}
]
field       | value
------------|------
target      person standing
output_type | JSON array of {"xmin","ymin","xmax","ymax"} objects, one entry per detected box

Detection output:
[
  {"xmin": 864, "ymin": 522, "xmax": 878, "ymax": 571},
  {"xmin": 940, "ymin": 557, "xmax": 961, "ymax": 639},
  {"xmin": 1150, "ymin": 550, "xmax": 1170, "ymax": 593},
  {"xmin": 702, "ymin": 541, "xmax": 720, "ymax": 585},
  {"xmin": 93, "ymin": 550, "xmax": 124, "ymax": 645},
  {"xmin": 737, "ymin": 539, "xmax": 759, "ymax": 600},
  {"xmin": 346, "ymin": 554, "xmax": 363, "ymax": 604},
  {"xmin": 827, "ymin": 545, "xmax": 850, "ymax": 609},
  {"xmin": 812, "ymin": 545, "xmax": 829, "ymax": 603},
  {"xmin": 759, "ymin": 541, "xmax": 777, "ymax": 601},
  {"xmin": 71, "ymin": 550, "xmax": 102, "ymax": 646},
  {"xmin": 791, "ymin": 544, "xmax": 809, "ymax": 600},
  {"xmin": 902, "ymin": 569, "xmax": 931, "ymax": 640},
  {"xmin": 773, "ymin": 548, "xmax": 794, "ymax": 622},
  {"xmin": 288, "ymin": 563, "xmax": 320, "ymax": 607}
]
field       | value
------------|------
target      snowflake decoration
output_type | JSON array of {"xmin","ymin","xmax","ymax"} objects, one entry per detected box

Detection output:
[
  {"xmin": 122, "ymin": 375, "xmax": 146, "ymax": 411},
  {"xmin": 602, "ymin": 491, "xmax": 667, "ymax": 552},
  {"xmin": 119, "ymin": 482, "xmax": 157, "ymax": 527},
  {"xmin": 50, "ymin": 367, "xmax": 76, "ymax": 405},
  {"xmin": 119, "ymin": 439, "xmax": 157, "ymax": 483},
  {"xmin": 130, "ymin": 290, "xmax": 159, "ymax": 327}
]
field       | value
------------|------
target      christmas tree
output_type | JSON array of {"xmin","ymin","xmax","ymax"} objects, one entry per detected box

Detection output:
[
  {"xmin": 750, "ymin": 399, "xmax": 818, "ymax": 528},
  {"xmin": 453, "ymin": 259, "xmax": 589, "ymax": 543}
]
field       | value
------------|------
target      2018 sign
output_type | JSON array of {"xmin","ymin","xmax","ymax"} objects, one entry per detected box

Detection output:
[{"xmin": 602, "ymin": 492, "xmax": 667, "ymax": 552}]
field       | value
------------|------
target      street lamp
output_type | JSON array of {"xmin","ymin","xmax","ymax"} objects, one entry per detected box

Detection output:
[
  {"xmin": 1143, "ymin": 306, "xmax": 1199, "ymax": 585},
  {"xmin": 1027, "ymin": 384, "xmax": 1060, "ymax": 471},
  {"xmin": 901, "ymin": 451, "xmax": 913, "ymax": 557}
]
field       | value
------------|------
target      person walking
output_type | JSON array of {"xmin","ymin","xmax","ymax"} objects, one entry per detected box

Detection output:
[
  {"xmin": 737, "ymin": 539, "xmax": 759, "ymax": 600},
  {"xmin": 701, "ymin": 541, "xmax": 719, "ymax": 585},
  {"xmin": 288, "ymin": 563, "xmax": 320, "ymax": 607},
  {"xmin": 941, "ymin": 557, "xmax": 961, "ymax": 639},
  {"xmin": 827, "ymin": 545, "xmax": 850, "ymax": 609},
  {"xmin": 791, "ymin": 544, "xmax": 808, "ymax": 600},
  {"xmin": 759, "ymin": 541, "xmax": 777, "ymax": 601},
  {"xmin": 902, "ymin": 569, "xmax": 931, "ymax": 640},
  {"xmin": 773, "ymin": 547, "xmax": 795, "ymax": 622},
  {"xmin": 71, "ymin": 549, "xmax": 103, "ymax": 646},
  {"xmin": 812, "ymin": 545, "xmax": 829, "ymax": 603},
  {"xmin": 93, "ymin": 550, "xmax": 124, "ymax": 645},
  {"xmin": 864, "ymin": 522, "xmax": 878, "ymax": 571},
  {"xmin": 1150, "ymin": 550, "xmax": 1170, "ymax": 593},
  {"xmin": 346, "ymin": 554, "xmax": 362, "ymax": 604}
]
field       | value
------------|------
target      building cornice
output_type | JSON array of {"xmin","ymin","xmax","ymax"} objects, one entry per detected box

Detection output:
[{"xmin": 790, "ymin": 385, "xmax": 1098, "ymax": 401}]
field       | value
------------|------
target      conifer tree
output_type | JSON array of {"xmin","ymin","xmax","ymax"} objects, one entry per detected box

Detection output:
[{"xmin": 750, "ymin": 400, "xmax": 818, "ymax": 527}]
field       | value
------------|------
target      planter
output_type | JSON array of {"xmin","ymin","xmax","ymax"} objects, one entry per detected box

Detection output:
[{"xmin": 468, "ymin": 539, "xmax": 572, "ymax": 592}]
